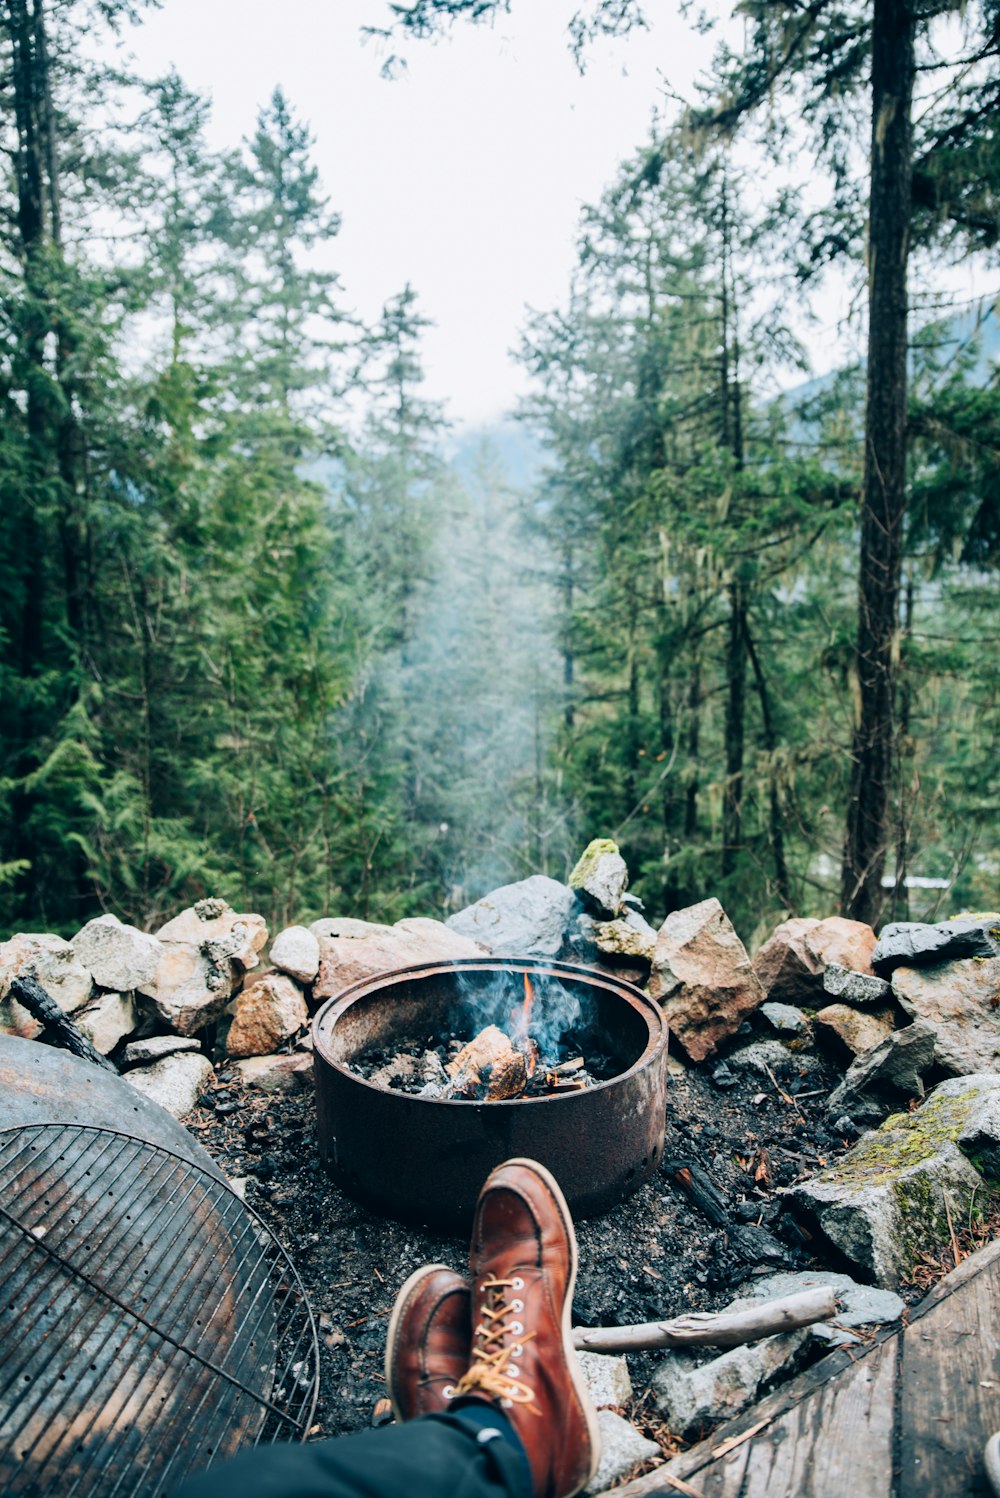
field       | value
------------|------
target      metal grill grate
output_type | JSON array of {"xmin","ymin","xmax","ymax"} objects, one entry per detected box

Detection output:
[{"xmin": 0, "ymin": 1122, "xmax": 319, "ymax": 1497}]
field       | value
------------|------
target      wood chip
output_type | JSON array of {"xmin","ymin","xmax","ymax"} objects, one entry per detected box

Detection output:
[{"xmin": 711, "ymin": 1415, "xmax": 772, "ymax": 1459}]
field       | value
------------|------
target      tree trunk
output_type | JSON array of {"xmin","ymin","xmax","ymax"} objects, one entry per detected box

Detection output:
[
  {"xmin": 841, "ymin": 0, "xmax": 916, "ymax": 925},
  {"xmin": 721, "ymin": 581, "xmax": 747, "ymax": 879}
]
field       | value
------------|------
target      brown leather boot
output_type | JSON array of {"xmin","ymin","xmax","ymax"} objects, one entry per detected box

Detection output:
[
  {"xmin": 453, "ymin": 1158, "xmax": 601, "ymax": 1498},
  {"xmin": 384, "ymin": 1264, "xmax": 471, "ymax": 1421}
]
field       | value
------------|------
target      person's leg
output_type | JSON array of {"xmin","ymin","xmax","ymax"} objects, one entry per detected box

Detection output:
[{"xmin": 171, "ymin": 1405, "xmax": 530, "ymax": 1498}]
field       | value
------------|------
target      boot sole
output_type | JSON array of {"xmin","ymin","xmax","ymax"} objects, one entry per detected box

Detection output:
[
  {"xmin": 384, "ymin": 1261, "xmax": 456, "ymax": 1422},
  {"xmin": 499, "ymin": 1157, "xmax": 603, "ymax": 1494}
]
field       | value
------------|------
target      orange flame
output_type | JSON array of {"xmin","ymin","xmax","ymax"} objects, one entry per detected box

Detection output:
[{"xmin": 521, "ymin": 973, "xmax": 535, "ymax": 1032}]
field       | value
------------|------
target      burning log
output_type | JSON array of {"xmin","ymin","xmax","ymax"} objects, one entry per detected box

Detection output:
[{"xmin": 445, "ymin": 1025, "xmax": 528, "ymax": 1100}]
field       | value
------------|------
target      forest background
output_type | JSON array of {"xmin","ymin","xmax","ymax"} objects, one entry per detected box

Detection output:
[{"xmin": 1, "ymin": 0, "xmax": 997, "ymax": 946}]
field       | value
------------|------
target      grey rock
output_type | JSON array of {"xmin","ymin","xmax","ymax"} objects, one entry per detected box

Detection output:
[
  {"xmin": 270, "ymin": 925, "xmax": 321, "ymax": 985},
  {"xmin": 892, "ymin": 957, "xmax": 1000, "ymax": 1076},
  {"xmin": 872, "ymin": 917, "xmax": 1000, "ymax": 975},
  {"xmin": 157, "ymin": 902, "xmax": 267, "ymax": 971},
  {"xmin": 122, "ymin": 1035, "xmax": 202, "ymax": 1067},
  {"xmin": 445, "ymin": 876, "xmax": 577, "ymax": 957},
  {"xmin": 585, "ymin": 1411, "xmax": 659, "ymax": 1494},
  {"xmin": 790, "ymin": 1076, "xmax": 1000, "ymax": 1285},
  {"xmin": 578, "ymin": 1351, "xmax": 632, "ymax": 1408},
  {"xmin": 711, "ymin": 1062, "xmax": 738, "ymax": 1088},
  {"xmin": 726, "ymin": 1269, "xmax": 905, "ymax": 1347},
  {"xmin": 826, "ymin": 1020, "xmax": 937, "ymax": 1124},
  {"xmin": 125, "ymin": 1052, "xmax": 214, "ymax": 1119},
  {"xmin": 761, "ymin": 1002, "xmax": 813, "ymax": 1038},
  {"xmin": 74, "ymin": 990, "xmax": 138, "ymax": 1054},
  {"xmin": 727, "ymin": 1039, "xmax": 801, "ymax": 1077},
  {"xmin": 569, "ymin": 839, "xmax": 629, "ymax": 919},
  {"xmin": 823, "ymin": 963, "xmax": 892, "ymax": 1005},
  {"xmin": 652, "ymin": 1330, "xmax": 808, "ymax": 1436},
  {"xmin": 572, "ymin": 909, "xmax": 658, "ymax": 965},
  {"xmin": 71, "ymin": 915, "xmax": 162, "ymax": 996}
]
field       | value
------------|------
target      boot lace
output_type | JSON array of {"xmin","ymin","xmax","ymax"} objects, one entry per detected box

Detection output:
[{"xmin": 453, "ymin": 1275, "xmax": 537, "ymax": 1410}]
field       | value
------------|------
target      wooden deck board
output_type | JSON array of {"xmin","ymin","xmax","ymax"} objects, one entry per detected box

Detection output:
[{"xmin": 616, "ymin": 1238, "xmax": 1000, "ymax": 1498}]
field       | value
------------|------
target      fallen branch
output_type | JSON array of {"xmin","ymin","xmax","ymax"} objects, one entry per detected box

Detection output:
[{"xmin": 572, "ymin": 1286, "xmax": 837, "ymax": 1353}]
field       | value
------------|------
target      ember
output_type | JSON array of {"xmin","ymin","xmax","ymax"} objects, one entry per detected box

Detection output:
[{"xmin": 349, "ymin": 968, "xmax": 612, "ymax": 1100}]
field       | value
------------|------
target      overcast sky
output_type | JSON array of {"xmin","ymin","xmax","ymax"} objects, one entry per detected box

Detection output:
[
  {"xmin": 125, "ymin": 2, "xmax": 719, "ymax": 427},
  {"xmin": 128, "ymin": 1, "xmax": 861, "ymax": 431}
]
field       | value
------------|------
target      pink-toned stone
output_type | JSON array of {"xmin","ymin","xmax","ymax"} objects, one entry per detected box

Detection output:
[
  {"xmin": 649, "ymin": 898, "xmax": 765, "ymax": 1063},
  {"xmin": 814, "ymin": 1003, "xmax": 895, "ymax": 1065},
  {"xmin": 752, "ymin": 918, "xmax": 822, "ymax": 1001},
  {"xmin": 313, "ymin": 916, "xmax": 487, "ymax": 1002},
  {"xmin": 226, "ymin": 973, "xmax": 309, "ymax": 1058},
  {"xmin": 156, "ymin": 899, "xmax": 267, "ymax": 971},
  {"xmin": 806, "ymin": 917, "xmax": 877, "ymax": 977}
]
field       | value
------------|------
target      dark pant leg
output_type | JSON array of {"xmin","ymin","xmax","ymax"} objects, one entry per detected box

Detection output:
[{"xmin": 171, "ymin": 1412, "xmax": 528, "ymax": 1498}]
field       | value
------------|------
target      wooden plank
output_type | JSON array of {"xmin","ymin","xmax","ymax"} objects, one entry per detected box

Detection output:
[
  {"xmin": 616, "ymin": 1238, "xmax": 1000, "ymax": 1498},
  {"xmin": 898, "ymin": 1248, "xmax": 1000, "ymax": 1496}
]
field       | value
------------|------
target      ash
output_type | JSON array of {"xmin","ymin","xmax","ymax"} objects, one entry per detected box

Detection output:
[{"xmin": 188, "ymin": 1045, "xmax": 868, "ymax": 1446}]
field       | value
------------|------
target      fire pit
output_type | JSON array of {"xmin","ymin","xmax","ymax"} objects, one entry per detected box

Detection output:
[{"xmin": 312, "ymin": 958, "xmax": 669, "ymax": 1231}]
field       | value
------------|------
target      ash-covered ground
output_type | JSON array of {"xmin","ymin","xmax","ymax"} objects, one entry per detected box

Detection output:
[{"xmin": 189, "ymin": 1042, "xmax": 862, "ymax": 1444}]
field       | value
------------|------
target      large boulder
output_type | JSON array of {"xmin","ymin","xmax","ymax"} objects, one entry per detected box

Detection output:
[
  {"xmin": 226, "ymin": 973, "xmax": 309, "ymax": 1058},
  {"xmin": 825, "ymin": 1020, "xmax": 937, "ymax": 1125},
  {"xmin": 649, "ymin": 898, "xmax": 765, "ymax": 1062},
  {"xmin": 892, "ymin": 956, "xmax": 1000, "ymax": 1076},
  {"xmin": 790, "ymin": 1074, "xmax": 1000, "ymax": 1285},
  {"xmin": 144, "ymin": 941, "xmax": 237, "ymax": 1037},
  {"xmin": 0, "ymin": 933, "xmax": 93, "ymax": 1038},
  {"xmin": 445, "ymin": 877, "xmax": 577, "ymax": 958},
  {"xmin": 313, "ymin": 916, "xmax": 487, "ymax": 1001},
  {"xmin": 156, "ymin": 899, "xmax": 268, "ymax": 971},
  {"xmin": 568, "ymin": 839, "xmax": 628, "ymax": 919},
  {"xmin": 872, "ymin": 916, "xmax": 1000, "ymax": 976},
  {"xmin": 71, "ymin": 914, "xmax": 161, "ymax": 995}
]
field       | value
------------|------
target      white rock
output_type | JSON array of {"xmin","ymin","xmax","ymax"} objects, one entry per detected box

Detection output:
[
  {"xmin": 270, "ymin": 925, "xmax": 321, "ymax": 985},
  {"xmin": 157, "ymin": 899, "xmax": 267, "ymax": 971},
  {"xmin": 585, "ymin": 1411, "xmax": 659, "ymax": 1494},
  {"xmin": 125, "ymin": 1052, "xmax": 214, "ymax": 1119},
  {"xmin": 74, "ymin": 991, "xmax": 138, "ymax": 1055},
  {"xmin": 71, "ymin": 914, "xmax": 161, "ymax": 995},
  {"xmin": 578, "ymin": 1352, "xmax": 633, "ymax": 1409},
  {"xmin": 0, "ymin": 933, "xmax": 94, "ymax": 1038}
]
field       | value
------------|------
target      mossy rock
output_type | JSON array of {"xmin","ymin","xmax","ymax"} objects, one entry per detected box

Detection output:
[
  {"xmin": 568, "ymin": 839, "xmax": 628, "ymax": 919},
  {"xmin": 791, "ymin": 1074, "xmax": 1000, "ymax": 1286}
]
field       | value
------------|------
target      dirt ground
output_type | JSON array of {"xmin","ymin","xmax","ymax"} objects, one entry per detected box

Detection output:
[{"xmin": 188, "ymin": 1039, "xmax": 867, "ymax": 1447}]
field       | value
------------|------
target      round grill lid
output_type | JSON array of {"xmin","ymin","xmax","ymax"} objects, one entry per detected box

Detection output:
[{"xmin": 0, "ymin": 1122, "xmax": 318, "ymax": 1497}]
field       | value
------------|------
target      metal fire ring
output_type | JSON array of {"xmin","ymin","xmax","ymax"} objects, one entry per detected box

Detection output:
[
  {"xmin": 0, "ymin": 1122, "xmax": 319, "ymax": 1497},
  {"xmin": 312, "ymin": 957, "xmax": 669, "ymax": 1232}
]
